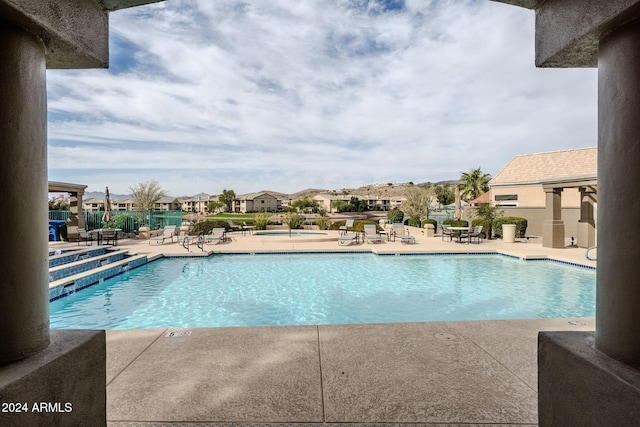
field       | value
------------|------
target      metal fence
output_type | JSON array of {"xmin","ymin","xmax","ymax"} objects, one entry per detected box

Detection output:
[{"xmin": 48, "ymin": 210, "xmax": 182, "ymax": 234}]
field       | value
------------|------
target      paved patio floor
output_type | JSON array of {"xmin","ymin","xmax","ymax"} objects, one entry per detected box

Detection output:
[{"xmin": 51, "ymin": 229, "xmax": 596, "ymax": 426}]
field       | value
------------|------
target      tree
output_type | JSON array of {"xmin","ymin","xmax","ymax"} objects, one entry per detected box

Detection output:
[
  {"xmin": 402, "ymin": 187, "xmax": 432, "ymax": 226},
  {"xmin": 219, "ymin": 189, "xmax": 236, "ymax": 212},
  {"xmin": 458, "ymin": 167, "xmax": 491, "ymax": 201},
  {"xmin": 349, "ymin": 196, "xmax": 368, "ymax": 212},
  {"xmin": 291, "ymin": 197, "xmax": 319, "ymax": 212},
  {"xmin": 470, "ymin": 203, "xmax": 503, "ymax": 239},
  {"xmin": 434, "ymin": 185, "xmax": 454, "ymax": 208},
  {"xmin": 207, "ymin": 200, "xmax": 224, "ymax": 214},
  {"xmin": 129, "ymin": 180, "xmax": 167, "ymax": 211}
]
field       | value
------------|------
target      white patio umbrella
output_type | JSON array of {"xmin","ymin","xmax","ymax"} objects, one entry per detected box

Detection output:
[{"xmin": 102, "ymin": 186, "xmax": 112, "ymax": 224}]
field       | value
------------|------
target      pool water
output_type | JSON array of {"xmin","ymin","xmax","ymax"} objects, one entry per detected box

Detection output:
[{"xmin": 49, "ymin": 254, "xmax": 596, "ymax": 329}]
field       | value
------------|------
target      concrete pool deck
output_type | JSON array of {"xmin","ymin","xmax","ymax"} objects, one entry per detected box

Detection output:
[{"xmin": 50, "ymin": 230, "xmax": 597, "ymax": 425}]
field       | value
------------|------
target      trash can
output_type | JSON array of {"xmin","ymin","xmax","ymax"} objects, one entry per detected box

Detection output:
[
  {"xmin": 48, "ymin": 220, "xmax": 66, "ymax": 241},
  {"xmin": 502, "ymin": 224, "xmax": 516, "ymax": 243}
]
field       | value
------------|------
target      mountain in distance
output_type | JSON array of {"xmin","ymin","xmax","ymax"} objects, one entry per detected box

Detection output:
[
  {"xmin": 83, "ymin": 191, "xmax": 130, "ymax": 200},
  {"xmin": 79, "ymin": 181, "xmax": 460, "ymax": 202}
]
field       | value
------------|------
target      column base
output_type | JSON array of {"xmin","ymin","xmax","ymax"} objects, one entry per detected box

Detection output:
[
  {"xmin": 539, "ymin": 331, "xmax": 640, "ymax": 426},
  {"xmin": 542, "ymin": 220, "xmax": 565, "ymax": 248},
  {"xmin": 577, "ymin": 220, "xmax": 596, "ymax": 248},
  {"xmin": 0, "ymin": 330, "xmax": 106, "ymax": 427}
]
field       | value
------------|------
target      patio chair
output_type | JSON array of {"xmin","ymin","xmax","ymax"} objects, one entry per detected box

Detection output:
[
  {"xmin": 468, "ymin": 225, "xmax": 484, "ymax": 244},
  {"xmin": 204, "ymin": 227, "xmax": 226, "ymax": 245},
  {"xmin": 101, "ymin": 228, "xmax": 118, "ymax": 246},
  {"xmin": 441, "ymin": 225, "xmax": 453, "ymax": 242},
  {"xmin": 392, "ymin": 223, "xmax": 415, "ymax": 244},
  {"xmin": 339, "ymin": 219, "xmax": 354, "ymax": 235},
  {"xmin": 364, "ymin": 224, "xmax": 382, "ymax": 244},
  {"xmin": 77, "ymin": 228, "xmax": 95, "ymax": 246},
  {"xmin": 149, "ymin": 227, "xmax": 176, "ymax": 245}
]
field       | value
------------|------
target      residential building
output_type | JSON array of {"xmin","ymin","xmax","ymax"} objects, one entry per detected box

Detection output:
[
  {"xmin": 180, "ymin": 195, "xmax": 220, "ymax": 213},
  {"xmin": 233, "ymin": 192, "xmax": 280, "ymax": 213}
]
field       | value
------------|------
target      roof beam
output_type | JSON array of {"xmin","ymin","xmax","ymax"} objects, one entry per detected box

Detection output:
[
  {"xmin": 490, "ymin": 0, "xmax": 640, "ymax": 67},
  {"xmin": 0, "ymin": 0, "xmax": 164, "ymax": 69}
]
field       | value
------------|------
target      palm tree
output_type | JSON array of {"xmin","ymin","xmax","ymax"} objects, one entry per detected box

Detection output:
[{"xmin": 458, "ymin": 167, "xmax": 491, "ymax": 201}]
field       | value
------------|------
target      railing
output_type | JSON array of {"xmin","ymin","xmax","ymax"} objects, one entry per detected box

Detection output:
[
  {"xmin": 48, "ymin": 210, "xmax": 183, "ymax": 234},
  {"xmin": 585, "ymin": 245, "xmax": 597, "ymax": 261},
  {"xmin": 48, "ymin": 211, "xmax": 71, "ymax": 221}
]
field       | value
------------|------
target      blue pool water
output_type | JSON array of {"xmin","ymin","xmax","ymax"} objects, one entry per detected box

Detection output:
[{"xmin": 49, "ymin": 254, "xmax": 596, "ymax": 329}]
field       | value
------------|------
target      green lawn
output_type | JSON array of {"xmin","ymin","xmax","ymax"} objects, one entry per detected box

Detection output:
[{"xmin": 206, "ymin": 212, "xmax": 276, "ymax": 220}]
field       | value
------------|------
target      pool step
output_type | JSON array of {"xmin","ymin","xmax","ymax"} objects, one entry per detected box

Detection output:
[
  {"xmin": 49, "ymin": 254, "xmax": 148, "ymax": 302},
  {"xmin": 49, "ymin": 249, "xmax": 130, "ymax": 282},
  {"xmin": 49, "ymin": 246, "xmax": 112, "ymax": 268}
]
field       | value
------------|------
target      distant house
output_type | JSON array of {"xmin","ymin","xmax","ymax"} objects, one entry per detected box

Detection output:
[
  {"xmin": 233, "ymin": 192, "xmax": 280, "ymax": 213},
  {"xmin": 481, "ymin": 147, "xmax": 597, "ymax": 248},
  {"xmin": 313, "ymin": 193, "xmax": 405, "ymax": 213},
  {"xmin": 180, "ymin": 195, "xmax": 220, "ymax": 213},
  {"xmin": 82, "ymin": 198, "xmax": 103, "ymax": 211},
  {"xmin": 313, "ymin": 193, "xmax": 351, "ymax": 213},
  {"xmin": 154, "ymin": 197, "xmax": 181, "ymax": 211}
]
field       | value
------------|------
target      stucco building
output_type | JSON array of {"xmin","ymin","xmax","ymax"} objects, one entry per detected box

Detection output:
[{"xmin": 481, "ymin": 147, "xmax": 597, "ymax": 246}]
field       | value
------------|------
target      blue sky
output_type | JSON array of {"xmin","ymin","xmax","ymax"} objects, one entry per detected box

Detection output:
[{"xmin": 46, "ymin": 0, "xmax": 598, "ymax": 196}]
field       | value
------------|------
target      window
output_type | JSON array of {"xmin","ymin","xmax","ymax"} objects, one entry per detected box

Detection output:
[
  {"xmin": 494, "ymin": 194, "xmax": 518, "ymax": 201},
  {"xmin": 494, "ymin": 194, "xmax": 518, "ymax": 207}
]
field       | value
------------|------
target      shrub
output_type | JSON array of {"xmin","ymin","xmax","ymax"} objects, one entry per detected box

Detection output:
[
  {"xmin": 253, "ymin": 213, "xmax": 271, "ymax": 230},
  {"xmin": 471, "ymin": 218, "xmax": 491, "ymax": 239},
  {"xmin": 191, "ymin": 220, "xmax": 227, "ymax": 234},
  {"xmin": 329, "ymin": 220, "xmax": 381, "ymax": 232},
  {"xmin": 315, "ymin": 216, "xmax": 331, "ymax": 230},
  {"xmin": 387, "ymin": 209, "xmax": 404, "ymax": 224},
  {"xmin": 492, "ymin": 216, "xmax": 528, "ymax": 238},
  {"xmin": 283, "ymin": 212, "xmax": 304, "ymax": 230},
  {"xmin": 422, "ymin": 218, "xmax": 437, "ymax": 232},
  {"xmin": 443, "ymin": 219, "xmax": 469, "ymax": 228},
  {"xmin": 406, "ymin": 217, "xmax": 421, "ymax": 227}
]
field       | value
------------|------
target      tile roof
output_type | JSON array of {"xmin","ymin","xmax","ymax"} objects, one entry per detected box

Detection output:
[{"xmin": 490, "ymin": 147, "xmax": 597, "ymax": 186}]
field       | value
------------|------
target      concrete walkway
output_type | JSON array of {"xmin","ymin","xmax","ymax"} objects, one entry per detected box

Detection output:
[{"xmin": 51, "ymin": 229, "xmax": 596, "ymax": 425}]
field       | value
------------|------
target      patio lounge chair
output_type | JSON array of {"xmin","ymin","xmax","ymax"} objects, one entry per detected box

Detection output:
[
  {"xmin": 339, "ymin": 219, "xmax": 354, "ymax": 235},
  {"xmin": 364, "ymin": 224, "xmax": 382, "ymax": 244},
  {"xmin": 228, "ymin": 219, "xmax": 250, "ymax": 234},
  {"xmin": 149, "ymin": 227, "xmax": 176, "ymax": 245},
  {"xmin": 77, "ymin": 228, "xmax": 95, "ymax": 246},
  {"xmin": 338, "ymin": 234, "xmax": 356, "ymax": 245},
  {"xmin": 392, "ymin": 223, "xmax": 415, "ymax": 244},
  {"xmin": 204, "ymin": 227, "xmax": 226, "ymax": 245}
]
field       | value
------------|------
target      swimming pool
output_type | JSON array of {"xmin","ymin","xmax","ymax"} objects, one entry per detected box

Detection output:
[{"xmin": 49, "ymin": 253, "xmax": 596, "ymax": 329}]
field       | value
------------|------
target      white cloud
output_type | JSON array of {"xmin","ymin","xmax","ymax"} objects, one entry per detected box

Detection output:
[{"xmin": 46, "ymin": 0, "xmax": 598, "ymax": 196}]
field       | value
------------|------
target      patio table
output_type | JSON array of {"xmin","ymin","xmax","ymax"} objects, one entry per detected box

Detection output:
[{"xmin": 448, "ymin": 227, "xmax": 470, "ymax": 244}]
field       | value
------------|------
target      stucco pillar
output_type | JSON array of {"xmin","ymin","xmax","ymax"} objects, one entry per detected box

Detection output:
[
  {"xmin": 0, "ymin": 21, "xmax": 50, "ymax": 362},
  {"xmin": 596, "ymin": 19, "xmax": 640, "ymax": 363},
  {"xmin": 542, "ymin": 187, "xmax": 564, "ymax": 248},
  {"xmin": 576, "ymin": 187, "xmax": 596, "ymax": 249},
  {"xmin": 67, "ymin": 191, "xmax": 86, "ymax": 241}
]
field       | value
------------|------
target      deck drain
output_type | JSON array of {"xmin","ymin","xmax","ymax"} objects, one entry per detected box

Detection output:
[
  {"xmin": 568, "ymin": 321, "xmax": 590, "ymax": 326},
  {"xmin": 165, "ymin": 331, "xmax": 192, "ymax": 337},
  {"xmin": 435, "ymin": 332, "xmax": 457, "ymax": 341}
]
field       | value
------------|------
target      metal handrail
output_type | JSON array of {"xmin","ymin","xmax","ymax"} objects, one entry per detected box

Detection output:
[{"xmin": 585, "ymin": 245, "xmax": 597, "ymax": 261}]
